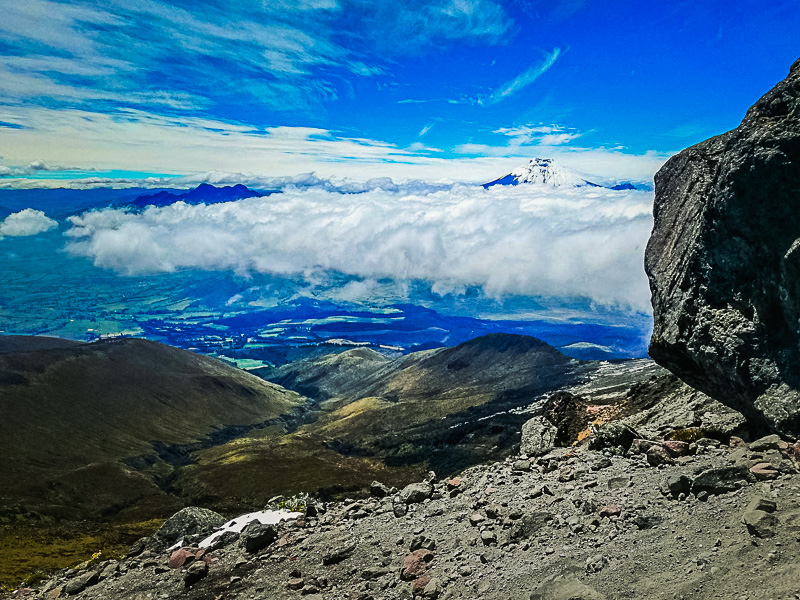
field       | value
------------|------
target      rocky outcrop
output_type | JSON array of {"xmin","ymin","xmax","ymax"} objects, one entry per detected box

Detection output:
[{"xmin": 645, "ymin": 57, "xmax": 800, "ymax": 436}]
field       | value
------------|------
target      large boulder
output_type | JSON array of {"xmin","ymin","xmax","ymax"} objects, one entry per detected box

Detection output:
[
  {"xmin": 645, "ymin": 57, "xmax": 800, "ymax": 437},
  {"xmin": 520, "ymin": 416, "xmax": 558, "ymax": 455},
  {"xmin": 156, "ymin": 506, "xmax": 226, "ymax": 544}
]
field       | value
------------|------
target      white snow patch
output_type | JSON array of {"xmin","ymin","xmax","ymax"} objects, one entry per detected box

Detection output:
[{"xmin": 199, "ymin": 509, "xmax": 303, "ymax": 549}]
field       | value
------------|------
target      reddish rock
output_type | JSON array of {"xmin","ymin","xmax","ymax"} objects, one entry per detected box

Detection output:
[
  {"xmin": 484, "ymin": 487, "xmax": 498, "ymax": 496},
  {"xmin": 169, "ymin": 548, "xmax": 196, "ymax": 569},
  {"xmin": 412, "ymin": 574, "xmax": 432, "ymax": 596},
  {"xmin": 401, "ymin": 549, "xmax": 434, "ymax": 580},
  {"xmin": 790, "ymin": 441, "xmax": 800, "ymax": 462},
  {"xmin": 599, "ymin": 504, "xmax": 622, "ymax": 518},
  {"xmin": 45, "ymin": 586, "xmax": 64, "ymax": 599},
  {"xmin": 661, "ymin": 440, "xmax": 691, "ymax": 458},
  {"xmin": 447, "ymin": 478, "xmax": 461, "ymax": 490},
  {"xmin": 750, "ymin": 462, "xmax": 780, "ymax": 480}
]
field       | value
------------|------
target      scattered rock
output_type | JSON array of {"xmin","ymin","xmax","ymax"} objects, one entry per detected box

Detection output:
[
  {"xmin": 168, "ymin": 547, "xmax": 203, "ymax": 569},
  {"xmin": 661, "ymin": 440, "xmax": 691, "ymax": 458},
  {"xmin": 598, "ymin": 504, "xmax": 621, "ymax": 518},
  {"xmin": 750, "ymin": 434, "xmax": 783, "ymax": 451},
  {"xmin": 660, "ymin": 474, "xmax": 693, "ymax": 498},
  {"xmin": 322, "ymin": 540, "xmax": 358, "ymax": 565},
  {"xmin": 748, "ymin": 497, "xmax": 777, "ymax": 513},
  {"xmin": 183, "ymin": 560, "xmax": 208, "ymax": 587},
  {"xmin": 585, "ymin": 554, "xmax": 608, "ymax": 573},
  {"xmin": 63, "ymin": 571, "xmax": 98, "ymax": 596},
  {"xmin": 241, "ymin": 523, "xmax": 278, "ymax": 553},
  {"xmin": 646, "ymin": 444, "xmax": 674, "ymax": 466},
  {"xmin": 399, "ymin": 481, "xmax": 433, "ymax": 504},
  {"xmin": 287, "ymin": 577, "xmax": 305, "ymax": 590},
  {"xmin": 589, "ymin": 422, "xmax": 639, "ymax": 452},
  {"xmin": 630, "ymin": 439, "xmax": 658, "ymax": 455},
  {"xmin": 742, "ymin": 510, "xmax": 779, "ymax": 538},
  {"xmin": 422, "ymin": 577, "xmax": 441, "ymax": 599},
  {"xmin": 480, "ymin": 529, "xmax": 497, "ymax": 546},
  {"xmin": 370, "ymin": 481, "xmax": 391, "ymax": 497},
  {"xmin": 361, "ymin": 566, "xmax": 389, "ymax": 580},
  {"xmin": 750, "ymin": 462, "xmax": 780, "ymax": 480},
  {"xmin": 691, "ymin": 466, "xmax": 751, "ymax": 496},
  {"xmin": 513, "ymin": 459, "xmax": 533, "ymax": 472}
]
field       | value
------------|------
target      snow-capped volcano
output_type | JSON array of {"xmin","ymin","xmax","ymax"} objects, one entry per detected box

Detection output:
[{"xmin": 483, "ymin": 158, "xmax": 599, "ymax": 188}]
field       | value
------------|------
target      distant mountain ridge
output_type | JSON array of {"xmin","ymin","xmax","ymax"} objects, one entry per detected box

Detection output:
[
  {"xmin": 483, "ymin": 158, "xmax": 637, "ymax": 191},
  {"xmin": 130, "ymin": 183, "xmax": 262, "ymax": 209}
]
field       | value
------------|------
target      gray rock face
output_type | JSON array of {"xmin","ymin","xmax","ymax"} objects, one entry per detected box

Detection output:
[
  {"xmin": 645, "ymin": 58, "xmax": 800, "ymax": 436},
  {"xmin": 521, "ymin": 416, "xmax": 558, "ymax": 456}
]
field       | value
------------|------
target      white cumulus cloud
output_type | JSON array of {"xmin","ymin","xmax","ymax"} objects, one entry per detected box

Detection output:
[
  {"xmin": 64, "ymin": 185, "xmax": 654, "ymax": 311},
  {"xmin": 0, "ymin": 208, "xmax": 58, "ymax": 237}
]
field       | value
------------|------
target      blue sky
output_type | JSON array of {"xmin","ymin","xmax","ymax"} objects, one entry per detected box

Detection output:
[{"xmin": 0, "ymin": 0, "xmax": 798, "ymax": 184}]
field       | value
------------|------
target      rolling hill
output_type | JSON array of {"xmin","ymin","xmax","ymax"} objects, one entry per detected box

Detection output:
[
  {"xmin": 176, "ymin": 334, "xmax": 595, "ymax": 504},
  {"xmin": 0, "ymin": 337, "xmax": 307, "ymax": 519}
]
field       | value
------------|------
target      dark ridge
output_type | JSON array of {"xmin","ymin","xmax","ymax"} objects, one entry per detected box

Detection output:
[
  {"xmin": 0, "ymin": 335, "xmax": 82, "ymax": 354},
  {"xmin": 130, "ymin": 183, "xmax": 263, "ymax": 209}
]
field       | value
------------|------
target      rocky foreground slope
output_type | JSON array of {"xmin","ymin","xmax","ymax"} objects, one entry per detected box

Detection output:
[
  {"xmin": 10, "ymin": 418, "xmax": 800, "ymax": 600},
  {"xmin": 646, "ymin": 57, "xmax": 800, "ymax": 436}
]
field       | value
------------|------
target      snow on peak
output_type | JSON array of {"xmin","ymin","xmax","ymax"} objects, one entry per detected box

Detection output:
[
  {"xmin": 483, "ymin": 158, "xmax": 598, "ymax": 189},
  {"xmin": 510, "ymin": 158, "xmax": 589, "ymax": 186}
]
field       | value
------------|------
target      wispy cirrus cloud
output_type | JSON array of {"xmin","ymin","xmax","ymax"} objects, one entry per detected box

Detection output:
[
  {"xmin": 0, "ymin": 0, "xmax": 515, "ymax": 116},
  {"xmin": 419, "ymin": 122, "xmax": 436, "ymax": 137},
  {"xmin": 482, "ymin": 47, "xmax": 562, "ymax": 104},
  {"xmin": 0, "ymin": 106, "xmax": 669, "ymax": 186},
  {"xmin": 494, "ymin": 124, "xmax": 583, "ymax": 146}
]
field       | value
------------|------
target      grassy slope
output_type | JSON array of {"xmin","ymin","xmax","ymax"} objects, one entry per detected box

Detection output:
[
  {"xmin": 0, "ymin": 338, "xmax": 307, "ymax": 516},
  {"xmin": 179, "ymin": 334, "xmax": 591, "ymax": 504}
]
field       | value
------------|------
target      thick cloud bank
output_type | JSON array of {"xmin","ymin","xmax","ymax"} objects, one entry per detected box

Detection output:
[
  {"xmin": 0, "ymin": 209, "xmax": 57, "ymax": 237},
  {"xmin": 65, "ymin": 185, "xmax": 654, "ymax": 311}
]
